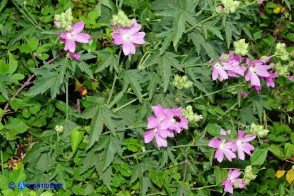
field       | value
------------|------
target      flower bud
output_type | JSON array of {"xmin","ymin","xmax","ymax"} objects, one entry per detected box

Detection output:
[
  {"xmin": 173, "ymin": 75, "xmax": 193, "ymax": 89},
  {"xmin": 275, "ymin": 43, "xmax": 289, "ymax": 61},
  {"xmin": 182, "ymin": 105, "xmax": 203, "ymax": 123},
  {"xmin": 55, "ymin": 125, "xmax": 64, "ymax": 133},
  {"xmin": 221, "ymin": 0, "xmax": 241, "ymax": 13},
  {"xmin": 54, "ymin": 8, "xmax": 73, "ymax": 31},
  {"xmin": 111, "ymin": 10, "xmax": 133, "ymax": 27},
  {"xmin": 243, "ymin": 165, "xmax": 257, "ymax": 184},
  {"xmin": 249, "ymin": 123, "xmax": 269, "ymax": 137},
  {"xmin": 234, "ymin": 39, "xmax": 249, "ymax": 56}
]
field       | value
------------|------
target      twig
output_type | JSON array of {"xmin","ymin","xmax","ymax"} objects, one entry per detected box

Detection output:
[
  {"xmin": 3, "ymin": 51, "xmax": 67, "ymax": 112},
  {"xmin": 3, "ymin": 74, "xmax": 35, "ymax": 111}
]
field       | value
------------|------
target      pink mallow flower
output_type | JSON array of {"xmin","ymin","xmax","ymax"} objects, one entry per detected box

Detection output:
[
  {"xmin": 147, "ymin": 105, "xmax": 174, "ymax": 138},
  {"xmin": 231, "ymin": 130, "xmax": 256, "ymax": 160},
  {"xmin": 222, "ymin": 52, "xmax": 246, "ymax": 77},
  {"xmin": 60, "ymin": 21, "xmax": 91, "ymax": 53},
  {"xmin": 208, "ymin": 138, "xmax": 236, "ymax": 162},
  {"xmin": 143, "ymin": 105, "xmax": 189, "ymax": 148},
  {"xmin": 161, "ymin": 107, "xmax": 189, "ymax": 133},
  {"xmin": 212, "ymin": 62, "xmax": 228, "ymax": 81},
  {"xmin": 222, "ymin": 169, "xmax": 246, "ymax": 194},
  {"xmin": 112, "ymin": 19, "xmax": 145, "ymax": 56},
  {"xmin": 245, "ymin": 58, "xmax": 271, "ymax": 89}
]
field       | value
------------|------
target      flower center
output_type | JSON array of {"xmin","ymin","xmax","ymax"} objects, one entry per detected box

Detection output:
[
  {"xmin": 219, "ymin": 141, "xmax": 226, "ymax": 149},
  {"xmin": 214, "ymin": 63, "xmax": 222, "ymax": 70},
  {"xmin": 122, "ymin": 34, "xmax": 131, "ymax": 41},
  {"xmin": 236, "ymin": 140, "xmax": 242, "ymax": 146},
  {"xmin": 249, "ymin": 67, "xmax": 256, "ymax": 73},
  {"xmin": 67, "ymin": 32, "xmax": 74, "ymax": 40}
]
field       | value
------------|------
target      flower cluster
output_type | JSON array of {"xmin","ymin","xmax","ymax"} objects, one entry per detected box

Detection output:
[
  {"xmin": 54, "ymin": 9, "xmax": 91, "ymax": 60},
  {"xmin": 143, "ymin": 105, "xmax": 189, "ymax": 148},
  {"xmin": 208, "ymin": 130, "xmax": 256, "ymax": 162},
  {"xmin": 249, "ymin": 123, "xmax": 269, "ymax": 137},
  {"xmin": 172, "ymin": 75, "xmax": 193, "ymax": 89},
  {"xmin": 243, "ymin": 165, "xmax": 257, "ymax": 184},
  {"xmin": 222, "ymin": 169, "xmax": 246, "ymax": 194},
  {"xmin": 220, "ymin": 0, "xmax": 241, "ymax": 13},
  {"xmin": 54, "ymin": 8, "xmax": 73, "ymax": 31},
  {"xmin": 182, "ymin": 105, "xmax": 203, "ymax": 123},
  {"xmin": 111, "ymin": 11, "xmax": 145, "ymax": 56},
  {"xmin": 211, "ymin": 40, "xmax": 278, "ymax": 91}
]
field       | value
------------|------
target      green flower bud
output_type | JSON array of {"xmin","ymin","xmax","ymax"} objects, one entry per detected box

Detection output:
[
  {"xmin": 54, "ymin": 8, "xmax": 73, "ymax": 31},
  {"xmin": 55, "ymin": 125, "xmax": 64, "ymax": 133},
  {"xmin": 243, "ymin": 165, "xmax": 257, "ymax": 184},
  {"xmin": 112, "ymin": 10, "xmax": 133, "ymax": 27},
  {"xmin": 234, "ymin": 39, "xmax": 249, "ymax": 56},
  {"xmin": 173, "ymin": 75, "xmax": 193, "ymax": 90},
  {"xmin": 222, "ymin": 0, "xmax": 241, "ymax": 13},
  {"xmin": 249, "ymin": 123, "xmax": 269, "ymax": 138},
  {"xmin": 182, "ymin": 105, "xmax": 203, "ymax": 123},
  {"xmin": 275, "ymin": 43, "xmax": 289, "ymax": 61}
]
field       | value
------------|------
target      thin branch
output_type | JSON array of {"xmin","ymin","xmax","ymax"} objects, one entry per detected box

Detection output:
[{"xmin": 3, "ymin": 51, "xmax": 67, "ymax": 113}]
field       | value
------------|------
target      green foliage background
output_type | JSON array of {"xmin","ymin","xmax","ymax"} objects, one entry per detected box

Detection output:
[{"xmin": 0, "ymin": 0, "xmax": 293, "ymax": 195}]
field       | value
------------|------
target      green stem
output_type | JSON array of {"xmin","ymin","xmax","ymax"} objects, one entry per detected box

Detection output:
[
  {"xmin": 188, "ymin": 84, "xmax": 245, "ymax": 102},
  {"xmin": 190, "ymin": 184, "xmax": 218, "ymax": 190},
  {"xmin": 0, "ymin": 149, "xmax": 3, "ymax": 173},
  {"xmin": 185, "ymin": 14, "xmax": 219, "ymax": 34},
  {"xmin": 65, "ymin": 77, "xmax": 69, "ymax": 120},
  {"xmin": 119, "ymin": 0, "xmax": 124, "ymax": 8},
  {"xmin": 122, "ymin": 143, "xmax": 206, "ymax": 159},
  {"xmin": 113, "ymin": 93, "xmax": 148, "ymax": 113},
  {"xmin": 217, "ymin": 102, "xmax": 239, "ymax": 121},
  {"xmin": 107, "ymin": 74, "xmax": 118, "ymax": 107}
]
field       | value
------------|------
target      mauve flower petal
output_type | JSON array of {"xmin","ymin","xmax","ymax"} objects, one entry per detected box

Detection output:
[
  {"xmin": 129, "ymin": 32, "xmax": 145, "ymax": 44},
  {"xmin": 243, "ymin": 143, "xmax": 255, "ymax": 155},
  {"xmin": 143, "ymin": 130, "xmax": 155, "ymax": 143},
  {"xmin": 215, "ymin": 149, "xmax": 224, "ymax": 162},
  {"xmin": 72, "ymin": 21, "xmax": 85, "ymax": 34},
  {"xmin": 238, "ymin": 147, "xmax": 245, "ymax": 160},
  {"xmin": 248, "ymin": 71, "xmax": 261, "ymax": 87},
  {"xmin": 229, "ymin": 169, "xmax": 241, "ymax": 180},
  {"xmin": 112, "ymin": 34, "xmax": 123, "ymax": 45},
  {"xmin": 128, "ymin": 23, "xmax": 142, "ymax": 35},
  {"xmin": 152, "ymin": 105, "xmax": 165, "ymax": 118},
  {"xmin": 74, "ymin": 33, "xmax": 90, "ymax": 43},
  {"xmin": 224, "ymin": 182, "xmax": 233, "ymax": 193},
  {"xmin": 147, "ymin": 116, "xmax": 159, "ymax": 129},
  {"xmin": 208, "ymin": 138, "xmax": 221, "ymax": 148},
  {"xmin": 69, "ymin": 53, "xmax": 80, "ymax": 61},
  {"xmin": 219, "ymin": 69, "xmax": 228, "ymax": 81},
  {"xmin": 242, "ymin": 135, "xmax": 256, "ymax": 142},
  {"xmin": 223, "ymin": 149, "xmax": 236, "ymax": 161},
  {"xmin": 64, "ymin": 39, "xmax": 76, "ymax": 52},
  {"xmin": 158, "ymin": 129, "xmax": 170, "ymax": 138},
  {"xmin": 155, "ymin": 135, "xmax": 167, "ymax": 148},
  {"xmin": 212, "ymin": 69, "xmax": 218, "ymax": 80},
  {"xmin": 60, "ymin": 32, "xmax": 67, "ymax": 40},
  {"xmin": 122, "ymin": 41, "xmax": 136, "ymax": 55}
]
